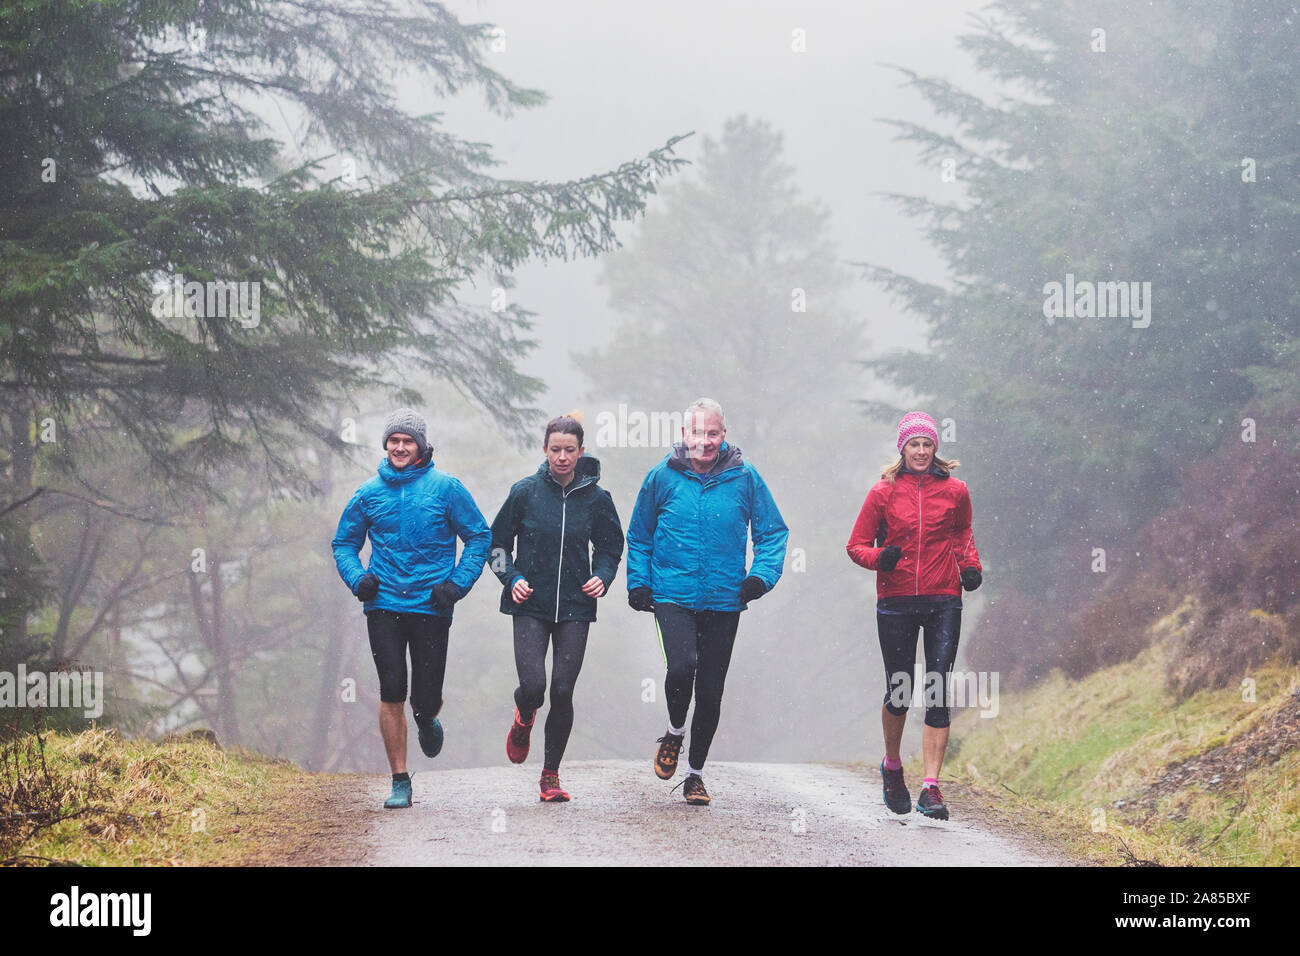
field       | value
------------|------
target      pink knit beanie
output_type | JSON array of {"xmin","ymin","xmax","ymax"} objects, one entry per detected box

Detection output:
[{"xmin": 896, "ymin": 412, "xmax": 939, "ymax": 453}]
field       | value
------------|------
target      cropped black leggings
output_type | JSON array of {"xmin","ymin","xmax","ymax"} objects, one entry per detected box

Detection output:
[
  {"xmin": 366, "ymin": 609, "xmax": 449, "ymax": 720},
  {"xmin": 877, "ymin": 605, "xmax": 962, "ymax": 728},
  {"xmin": 512, "ymin": 616, "xmax": 590, "ymax": 771}
]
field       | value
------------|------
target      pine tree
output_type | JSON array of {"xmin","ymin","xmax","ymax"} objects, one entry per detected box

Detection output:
[
  {"xmin": 0, "ymin": 0, "xmax": 684, "ymax": 669},
  {"xmin": 577, "ymin": 116, "xmax": 876, "ymax": 760},
  {"xmin": 859, "ymin": 0, "xmax": 1300, "ymax": 679}
]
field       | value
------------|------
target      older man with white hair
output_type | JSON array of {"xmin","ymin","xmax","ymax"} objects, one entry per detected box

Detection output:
[{"xmin": 625, "ymin": 398, "xmax": 788, "ymax": 806}]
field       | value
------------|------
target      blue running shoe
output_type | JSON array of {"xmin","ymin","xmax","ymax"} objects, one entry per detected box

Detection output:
[
  {"xmin": 384, "ymin": 777, "xmax": 412, "ymax": 809},
  {"xmin": 416, "ymin": 713, "xmax": 444, "ymax": 758}
]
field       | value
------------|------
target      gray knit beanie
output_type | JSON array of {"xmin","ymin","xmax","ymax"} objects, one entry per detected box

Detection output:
[{"xmin": 381, "ymin": 407, "xmax": 429, "ymax": 459}]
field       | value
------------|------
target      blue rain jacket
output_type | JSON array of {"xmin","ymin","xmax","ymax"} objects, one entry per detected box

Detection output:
[
  {"xmin": 625, "ymin": 442, "xmax": 788, "ymax": 612},
  {"xmin": 332, "ymin": 455, "xmax": 490, "ymax": 618}
]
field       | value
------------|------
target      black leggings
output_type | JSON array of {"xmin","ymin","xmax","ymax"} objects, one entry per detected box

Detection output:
[
  {"xmin": 512, "ymin": 616, "xmax": 590, "ymax": 771},
  {"xmin": 876, "ymin": 605, "xmax": 962, "ymax": 728},
  {"xmin": 654, "ymin": 603, "xmax": 741, "ymax": 771},
  {"xmin": 367, "ymin": 609, "xmax": 450, "ymax": 720}
]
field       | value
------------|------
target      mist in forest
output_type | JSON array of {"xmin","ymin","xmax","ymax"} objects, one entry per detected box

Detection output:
[{"xmin": 4, "ymin": 1, "xmax": 1295, "ymax": 775}]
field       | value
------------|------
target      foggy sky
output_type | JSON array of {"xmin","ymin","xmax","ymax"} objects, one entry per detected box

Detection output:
[{"xmin": 423, "ymin": 0, "xmax": 1002, "ymax": 413}]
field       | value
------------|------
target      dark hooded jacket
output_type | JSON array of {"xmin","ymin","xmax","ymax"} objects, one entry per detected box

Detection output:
[{"xmin": 489, "ymin": 456, "xmax": 624, "ymax": 623}]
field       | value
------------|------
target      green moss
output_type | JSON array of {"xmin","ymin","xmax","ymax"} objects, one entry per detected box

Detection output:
[{"xmin": 943, "ymin": 631, "xmax": 1300, "ymax": 866}]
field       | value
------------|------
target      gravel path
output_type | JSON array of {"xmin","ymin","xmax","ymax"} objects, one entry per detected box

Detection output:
[{"xmin": 359, "ymin": 759, "xmax": 1076, "ymax": 866}]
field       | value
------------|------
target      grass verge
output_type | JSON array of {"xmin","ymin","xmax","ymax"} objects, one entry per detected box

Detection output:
[
  {"xmin": 937, "ymin": 613, "xmax": 1300, "ymax": 866},
  {"xmin": 1, "ymin": 723, "xmax": 369, "ymax": 866}
]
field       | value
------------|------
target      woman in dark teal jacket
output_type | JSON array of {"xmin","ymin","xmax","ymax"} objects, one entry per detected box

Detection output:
[{"xmin": 489, "ymin": 415, "xmax": 623, "ymax": 801}]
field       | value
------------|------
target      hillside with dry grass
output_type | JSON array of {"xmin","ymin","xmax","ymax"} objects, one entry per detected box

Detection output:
[
  {"xmin": 942, "ymin": 603, "xmax": 1300, "ymax": 866},
  {"xmin": 0, "ymin": 722, "xmax": 366, "ymax": 866}
]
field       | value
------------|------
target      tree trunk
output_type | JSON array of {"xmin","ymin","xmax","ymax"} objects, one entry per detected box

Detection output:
[
  {"xmin": 308, "ymin": 420, "xmax": 347, "ymax": 770},
  {"xmin": 3, "ymin": 395, "xmax": 36, "ymax": 665},
  {"xmin": 209, "ymin": 555, "xmax": 240, "ymax": 745},
  {"xmin": 307, "ymin": 593, "xmax": 347, "ymax": 771}
]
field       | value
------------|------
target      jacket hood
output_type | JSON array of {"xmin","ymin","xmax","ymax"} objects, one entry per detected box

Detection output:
[
  {"xmin": 666, "ymin": 440, "xmax": 744, "ymax": 475},
  {"xmin": 377, "ymin": 452, "xmax": 434, "ymax": 484},
  {"xmin": 536, "ymin": 455, "xmax": 601, "ymax": 489}
]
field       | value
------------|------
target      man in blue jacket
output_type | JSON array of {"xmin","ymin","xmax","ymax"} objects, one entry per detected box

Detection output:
[
  {"xmin": 626, "ymin": 398, "xmax": 788, "ymax": 806},
  {"xmin": 332, "ymin": 408, "xmax": 491, "ymax": 809}
]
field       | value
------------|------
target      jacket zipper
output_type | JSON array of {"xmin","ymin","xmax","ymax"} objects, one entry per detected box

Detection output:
[
  {"xmin": 699, "ymin": 476, "xmax": 707, "ymax": 607},
  {"xmin": 555, "ymin": 482, "xmax": 569, "ymax": 623},
  {"xmin": 914, "ymin": 475, "xmax": 923, "ymax": 596}
]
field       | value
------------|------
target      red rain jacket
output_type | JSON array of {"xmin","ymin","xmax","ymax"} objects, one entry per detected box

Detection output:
[{"xmin": 846, "ymin": 466, "xmax": 981, "ymax": 599}]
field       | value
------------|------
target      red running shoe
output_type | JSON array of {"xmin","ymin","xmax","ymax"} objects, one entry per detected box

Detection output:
[
  {"xmin": 539, "ymin": 769, "xmax": 570, "ymax": 802},
  {"xmin": 506, "ymin": 708, "xmax": 534, "ymax": 764}
]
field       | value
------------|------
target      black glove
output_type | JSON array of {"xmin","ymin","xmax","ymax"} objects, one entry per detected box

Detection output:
[
  {"xmin": 961, "ymin": 567, "xmax": 982, "ymax": 592},
  {"xmin": 431, "ymin": 580, "xmax": 465, "ymax": 610},
  {"xmin": 739, "ymin": 575, "xmax": 767, "ymax": 603},
  {"xmin": 628, "ymin": 586, "xmax": 655, "ymax": 613},
  {"xmin": 355, "ymin": 573, "xmax": 380, "ymax": 602},
  {"xmin": 877, "ymin": 545, "xmax": 903, "ymax": 572}
]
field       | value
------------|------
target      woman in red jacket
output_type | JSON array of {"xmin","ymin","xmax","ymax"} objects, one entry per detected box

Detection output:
[{"xmin": 846, "ymin": 412, "xmax": 982, "ymax": 820}]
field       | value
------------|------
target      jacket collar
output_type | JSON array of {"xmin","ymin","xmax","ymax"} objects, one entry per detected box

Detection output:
[
  {"xmin": 897, "ymin": 462, "xmax": 949, "ymax": 480},
  {"xmin": 378, "ymin": 452, "xmax": 434, "ymax": 484},
  {"xmin": 666, "ymin": 440, "xmax": 744, "ymax": 478},
  {"xmin": 537, "ymin": 455, "xmax": 601, "ymax": 491}
]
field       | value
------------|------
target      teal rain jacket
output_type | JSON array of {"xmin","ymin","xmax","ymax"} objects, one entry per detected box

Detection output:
[
  {"xmin": 625, "ymin": 442, "xmax": 788, "ymax": 612},
  {"xmin": 332, "ymin": 455, "xmax": 491, "ymax": 618}
]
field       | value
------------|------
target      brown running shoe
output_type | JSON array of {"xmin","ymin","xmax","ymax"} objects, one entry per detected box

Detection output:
[
  {"xmin": 679, "ymin": 773, "xmax": 711, "ymax": 806},
  {"xmin": 654, "ymin": 731, "xmax": 684, "ymax": 779}
]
